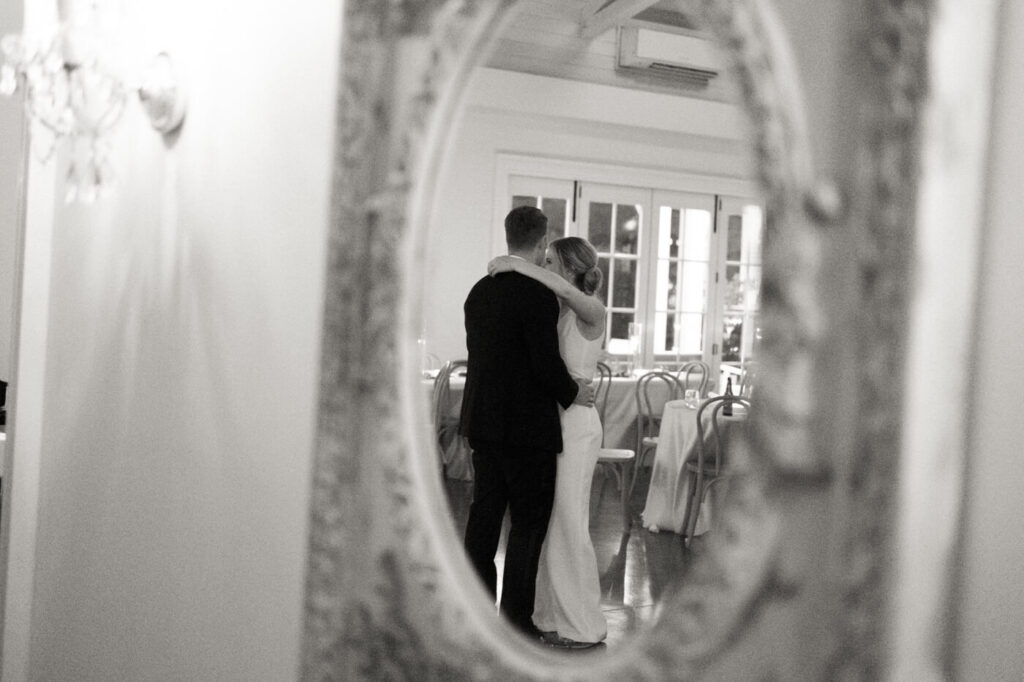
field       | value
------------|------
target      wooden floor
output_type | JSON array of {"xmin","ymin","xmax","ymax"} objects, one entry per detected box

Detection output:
[{"xmin": 443, "ymin": 461, "xmax": 701, "ymax": 650}]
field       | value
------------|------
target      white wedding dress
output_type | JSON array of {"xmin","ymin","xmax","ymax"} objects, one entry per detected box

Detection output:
[{"xmin": 533, "ymin": 308, "xmax": 607, "ymax": 643}]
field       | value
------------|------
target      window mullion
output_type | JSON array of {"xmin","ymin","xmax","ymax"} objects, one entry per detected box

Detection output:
[{"xmin": 637, "ymin": 190, "xmax": 655, "ymax": 368}]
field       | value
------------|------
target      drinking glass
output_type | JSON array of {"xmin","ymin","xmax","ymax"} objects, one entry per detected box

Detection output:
[{"xmin": 684, "ymin": 389, "xmax": 699, "ymax": 409}]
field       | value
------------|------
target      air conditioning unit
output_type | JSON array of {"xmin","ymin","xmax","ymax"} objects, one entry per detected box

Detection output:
[{"xmin": 617, "ymin": 27, "xmax": 723, "ymax": 85}]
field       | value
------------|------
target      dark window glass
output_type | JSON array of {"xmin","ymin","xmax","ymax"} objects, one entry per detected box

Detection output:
[
  {"xmin": 724, "ymin": 264, "xmax": 742, "ymax": 309},
  {"xmin": 669, "ymin": 208, "xmax": 680, "ymax": 259},
  {"xmin": 616, "ymin": 203, "xmax": 640, "ymax": 254},
  {"xmin": 662, "ymin": 312, "xmax": 677, "ymax": 350},
  {"xmin": 610, "ymin": 312, "xmax": 634, "ymax": 343},
  {"xmin": 667, "ymin": 260, "xmax": 679, "ymax": 309},
  {"xmin": 597, "ymin": 256, "xmax": 610, "ymax": 302},
  {"xmin": 612, "ymin": 259, "xmax": 637, "ymax": 308},
  {"xmin": 727, "ymin": 214, "xmax": 743, "ymax": 261},
  {"xmin": 722, "ymin": 314, "xmax": 743, "ymax": 362},
  {"xmin": 588, "ymin": 202, "xmax": 612, "ymax": 251},
  {"xmin": 542, "ymin": 197, "xmax": 567, "ymax": 242}
]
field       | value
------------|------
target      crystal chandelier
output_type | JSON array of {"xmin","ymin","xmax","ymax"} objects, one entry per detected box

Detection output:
[{"xmin": 0, "ymin": 11, "xmax": 185, "ymax": 203}]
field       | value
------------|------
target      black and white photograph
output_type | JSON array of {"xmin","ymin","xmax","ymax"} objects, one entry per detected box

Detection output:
[{"xmin": 0, "ymin": 1, "xmax": 1020, "ymax": 680}]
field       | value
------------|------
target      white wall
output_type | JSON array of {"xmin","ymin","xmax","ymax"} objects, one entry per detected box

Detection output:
[
  {"xmin": 0, "ymin": 1, "xmax": 24, "ymax": 391},
  {"xmin": 9, "ymin": 1, "xmax": 340, "ymax": 679},
  {"xmin": 958, "ymin": 1, "xmax": 1024, "ymax": 678},
  {"xmin": 422, "ymin": 68, "xmax": 754, "ymax": 363},
  {"xmin": 7, "ymin": 0, "xmax": 1018, "ymax": 677}
]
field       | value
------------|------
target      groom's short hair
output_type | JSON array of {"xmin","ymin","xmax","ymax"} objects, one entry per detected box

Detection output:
[{"xmin": 505, "ymin": 206, "xmax": 548, "ymax": 251}]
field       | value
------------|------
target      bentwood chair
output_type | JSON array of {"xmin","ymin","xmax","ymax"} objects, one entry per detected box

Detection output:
[
  {"xmin": 627, "ymin": 370, "xmax": 685, "ymax": 501},
  {"xmin": 676, "ymin": 361, "xmax": 711, "ymax": 397},
  {"xmin": 594, "ymin": 361, "xmax": 636, "ymax": 530},
  {"xmin": 423, "ymin": 352, "xmax": 441, "ymax": 373},
  {"xmin": 680, "ymin": 394, "xmax": 752, "ymax": 545},
  {"xmin": 432, "ymin": 360, "xmax": 472, "ymax": 480}
]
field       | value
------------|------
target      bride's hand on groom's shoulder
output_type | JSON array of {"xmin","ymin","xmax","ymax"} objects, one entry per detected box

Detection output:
[{"xmin": 487, "ymin": 256, "xmax": 516, "ymax": 277}]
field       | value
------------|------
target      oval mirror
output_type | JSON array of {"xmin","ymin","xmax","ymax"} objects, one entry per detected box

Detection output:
[
  {"xmin": 421, "ymin": 1, "xmax": 771, "ymax": 652},
  {"xmin": 301, "ymin": 0, "xmax": 930, "ymax": 678}
]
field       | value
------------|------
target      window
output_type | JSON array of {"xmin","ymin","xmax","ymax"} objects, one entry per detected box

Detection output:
[
  {"xmin": 576, "ymin": 184, "xmax": 649, "ymax": 356},
  {"xmin": 498, "ymin": 161, "xmax": 762, "ymax": 382},
  {"xmin": 650, "ymin": 192, "xmax": 716, "ymax": 365},
  {"xmin": 509, "ymin": 175, "xmax": 573, "ymax": 246},
  {"xmin": 716, "ymin": 199, "xmax": 762, "ymax": 391}
]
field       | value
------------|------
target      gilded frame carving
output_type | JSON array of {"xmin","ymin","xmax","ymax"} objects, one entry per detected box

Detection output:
[{"xmin": 298, "ymin": 0, "xmax": 968, "ymax": 678}]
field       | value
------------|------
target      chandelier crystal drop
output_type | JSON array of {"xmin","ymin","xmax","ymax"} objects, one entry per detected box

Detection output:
[{"xmin": 0, "ymin": 10, "xmax": 185, "ymax": 204}]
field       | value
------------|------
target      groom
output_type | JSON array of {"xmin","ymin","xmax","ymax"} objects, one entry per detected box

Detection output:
[{"xmin": 460, "ymin": 205, "xmax": 594, "ymax": 638}]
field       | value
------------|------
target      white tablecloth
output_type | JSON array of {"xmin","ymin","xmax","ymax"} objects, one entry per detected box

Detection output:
[
  {"xmin": 641, "ymin": 399, "xmax": 747, "ymax": 535},
  {"xmin": 423, "ymin": 374, "xmax": 653, "ymax": 452}
]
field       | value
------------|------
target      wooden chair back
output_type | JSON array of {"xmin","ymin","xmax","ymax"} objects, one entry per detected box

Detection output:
[
  {"xmin": 634, "ymin": 370, "xmax": 685, "ymax": 442},
  {"xmin": 432, "ymin": 360, "xmax": 467, "ymax": 435},
  {"xmin": 694, "ymin": 395, "xmax": 752, "ymax": 476},
  {"xmin": 677, "ymin": 361, "xmax": 711, "ymax": 397}
]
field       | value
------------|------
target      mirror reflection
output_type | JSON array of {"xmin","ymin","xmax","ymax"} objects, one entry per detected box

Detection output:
[{"xmin": 420, "ymin": 0, "xmax": 765, "ymax": 650}]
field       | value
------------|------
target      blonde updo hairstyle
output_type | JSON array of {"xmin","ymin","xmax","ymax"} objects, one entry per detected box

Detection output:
[{"xmin": 550, "ymin": 236, "xmax": 603, "ymax": 296}]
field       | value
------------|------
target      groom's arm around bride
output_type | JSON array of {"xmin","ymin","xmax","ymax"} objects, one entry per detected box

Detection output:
[{"xmin": 460, "ymin": 205, "xmax": 592, "ymax": 638}]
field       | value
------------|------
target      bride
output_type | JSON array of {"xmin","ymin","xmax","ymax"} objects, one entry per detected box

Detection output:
[{"xmin": 488, "ymin": 236, "xmax": 608, "ymax": 648}]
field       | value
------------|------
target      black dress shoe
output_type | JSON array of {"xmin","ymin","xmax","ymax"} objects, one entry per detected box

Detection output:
[{"xmin": 542, "ymin": 633, "xmax": 601, "ymax": 650}]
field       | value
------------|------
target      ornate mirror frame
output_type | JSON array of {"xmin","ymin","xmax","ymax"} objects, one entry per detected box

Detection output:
[{"xmin": 301, "ymin": 0, "xmax": 999, "ymax": 678}]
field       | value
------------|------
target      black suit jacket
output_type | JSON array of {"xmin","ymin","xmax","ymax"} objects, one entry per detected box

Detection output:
[{"xmin": 460, "ymin": 271, "xmax": 579, "ymax": 453}]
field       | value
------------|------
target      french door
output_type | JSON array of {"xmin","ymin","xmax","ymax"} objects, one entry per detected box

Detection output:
[
  {"xmin": 713, "ymin": 196, "xmax": 763, "ymax": 393},
  {"xmin": 575, "ymin": 182, "xmax": 649, "ymax": 357},
  {"xmin": 506, "ymin": 172, "xmax": 761, "ymax": 387},
  {"xmin": 648, "ymin": 190, "xmax": 717, "ymax": 370}
]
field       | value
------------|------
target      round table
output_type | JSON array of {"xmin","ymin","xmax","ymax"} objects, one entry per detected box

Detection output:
[{"xmin": 640, "ymin": 398, "xmax": 748, "ymax": 536}]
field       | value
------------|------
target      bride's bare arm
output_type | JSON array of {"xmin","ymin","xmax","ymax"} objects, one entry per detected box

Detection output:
[{"xmin": 488, "ymin": 256, "xmax": 605, "ymax": 329}]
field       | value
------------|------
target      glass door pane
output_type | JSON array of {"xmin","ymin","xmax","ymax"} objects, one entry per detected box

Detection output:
[
  {"xmin": 576, "ymin": 182, "xmax": 650, "ymax": 363},
  {"xmin": 508, "ymin": 175, "xmax": 574, "ymax": 244},
  {"xmin": 650, "ymin": 190, "xmax": 716, "ymax": 371},
  {"xmin": 715, "ymin": 197, "xmax": 763, "ymax": 394}
]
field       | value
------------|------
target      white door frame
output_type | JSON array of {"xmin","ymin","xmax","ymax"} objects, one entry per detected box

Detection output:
[
  {"xmin": 0, "ymin": 6, "xmax": 58, "ymax": 679},
  {"xmin": 494, "ymin": 154, "xmax": 760, "ymax": 368},
  {"xmin": 492, "ymin": 153, "xmax": 757, "ymax": 257}
]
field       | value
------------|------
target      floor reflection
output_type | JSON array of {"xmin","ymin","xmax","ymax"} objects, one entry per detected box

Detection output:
[{"xmin": 444, "ymin": 464, "xmax": 697, "ymax": 650}]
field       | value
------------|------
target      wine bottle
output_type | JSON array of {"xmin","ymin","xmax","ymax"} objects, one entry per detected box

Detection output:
[{"xmin": 723, "ymin": 377, "xmax": 734, "ymax": 416}]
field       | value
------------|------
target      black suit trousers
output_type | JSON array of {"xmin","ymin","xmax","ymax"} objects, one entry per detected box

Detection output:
[{"xmin": 463, "ymin": 444, "xmax": 557, "ymax": 636}]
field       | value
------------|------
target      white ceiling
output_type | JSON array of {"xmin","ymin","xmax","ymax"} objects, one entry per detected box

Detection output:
[{"xmin": 482, "ymin": 0, "xmax": 737, "ymax": 103}]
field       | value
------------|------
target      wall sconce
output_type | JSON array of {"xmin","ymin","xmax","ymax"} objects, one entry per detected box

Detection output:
[{"xmin": 0, "ymin": 17, "xmax": 186, "ymax": 203}]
